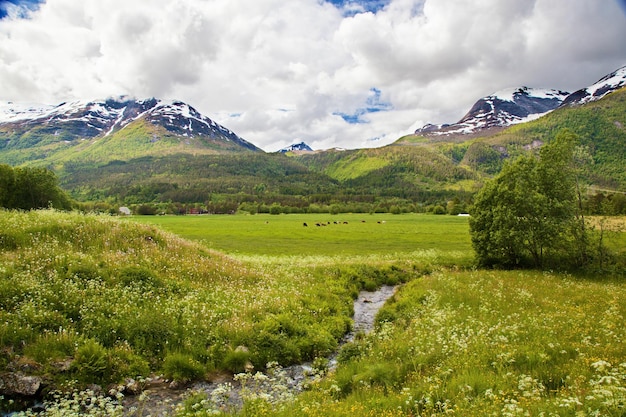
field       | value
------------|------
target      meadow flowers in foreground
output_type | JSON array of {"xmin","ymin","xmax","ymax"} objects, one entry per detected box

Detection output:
[
  {"xmin": 3, "ymin": 209, "xmax": 625, "ymax": 416},
  {"xmin": 0, "ymin": 210, "xmax": 413, "ymax": 414},
  {"xmin": 244, "ymin": 269, "xmax": 626, "ymax": 417}
]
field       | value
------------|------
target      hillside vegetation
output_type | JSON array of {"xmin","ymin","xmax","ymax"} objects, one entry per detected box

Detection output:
[
  {"xmin": 250, "ymin": 269, "xmax": 626, "ymax": 417},
  {"xmin": 1, "ymin": 90, "xmax": 625, "ymax": 214},
  {"xmin": 0, "ymin": 210, "xmax": 418, "ymax": 395},
  {"xmin": 395, "ymin": 87, "xmax": 626, "ymax": 191}
]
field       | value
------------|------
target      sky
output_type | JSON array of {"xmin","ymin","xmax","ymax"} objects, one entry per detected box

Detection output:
[{"xmin": 1, "ymin": 0, "xmax": 626, "ymax": 152}]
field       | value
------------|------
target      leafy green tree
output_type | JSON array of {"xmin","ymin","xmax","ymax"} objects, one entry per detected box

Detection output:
[
  {"xmin": 470, "ymin": 129, "xmax": 590, "ymax": 269},
  {"xmin": 0, "ymin": 164, "xmax": 15, "ymax": 208},
  {"xmin": 269, "ymin": 203, "xmax": 282, "ymax": 215},
  {"xmin": 0, "ymin": 165, "xmax": 72, "ymax": 210}
]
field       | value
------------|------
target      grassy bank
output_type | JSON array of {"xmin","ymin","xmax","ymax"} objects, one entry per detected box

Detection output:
[
  {"xmin": 2, "ymin": 210, "xmax": 624, "ymax": 416},
  {"xmin": 222, "ymin": 269, "xmax": 626, "ymax": 417},
  {"xmin": 0, "ymin": 210, "xmax": 428, "ymax": 400}
]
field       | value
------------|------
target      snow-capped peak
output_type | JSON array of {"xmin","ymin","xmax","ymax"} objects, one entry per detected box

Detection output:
[
  {"xmin": 562, "ymin": 65, "xmax": 626, "ymax": 106},
  {"xmin": 0, "ymin": 101, "xmax": 56, "ymax": 123},
  {"xmin": 0, "ymin": 97, "xmax": 260, "ymax": 151},
  {"xmin": 415, "ymin": 87, "xmax": 569, "ymax": 136},
  {"xmin": 491, "ymin": 86, "xmax": 569, "ymax": 103},
  {"xmin": 278, "ymin": 141, "xmax": 313, "ymax": 153}
]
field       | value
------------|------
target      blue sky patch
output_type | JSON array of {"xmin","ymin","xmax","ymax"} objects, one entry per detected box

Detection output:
[
  {"xmin": 325, "ymin": 0, "xmax": 389, "ymax": 16},
  {"xmin": 335, "ymin": 88, "xmax": 393, "ymax": 124},
  {"xmin": 0, "ymin": 0, "xmax": 44, "ymax": 19}
]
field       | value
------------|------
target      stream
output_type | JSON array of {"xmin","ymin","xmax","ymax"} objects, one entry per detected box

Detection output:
[{"xmin": 122, "ymin": 285, "xmax": 399, "ymax": 416}]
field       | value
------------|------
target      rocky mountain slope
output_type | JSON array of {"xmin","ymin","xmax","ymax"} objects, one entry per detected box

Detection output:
[
  {"xmin": 414, "ymin": 65, "xmax": 626, "ymax": 138},
  {"xmin": 0, "ymin": 97, "xmax": 259, "ymax": 165},
  {"xmin": 278, "ymin": 142, "xmax": 313, "ymax": 153},
  {"xmin": 1, "ymin": 65, "xmax": 625, "ymax": 207},
  {"xmin": 414, "ymin": 87, "xmax": 570, "ymax": 137},
  {"xmin": 561, "ymin": 65, "xmax": 626, "ymax": 106}
]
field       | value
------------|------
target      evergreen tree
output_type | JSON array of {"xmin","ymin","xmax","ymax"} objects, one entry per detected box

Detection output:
[{"xmin": 0, "ymin": 164, "xmax": 15, "ymax": 208}]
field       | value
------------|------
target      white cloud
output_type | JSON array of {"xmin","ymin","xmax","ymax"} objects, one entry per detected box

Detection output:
[{"xmin": 1, "ymin": 0, "xmax": 625, "ymax": 151}]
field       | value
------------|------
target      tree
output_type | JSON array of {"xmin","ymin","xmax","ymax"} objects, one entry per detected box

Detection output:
[
  {"xmin": 0, "ymin": 165, "xmax": 72, "ymax": 210},
  {"xmin": 0, "ymin": 164, "xmax": 15, "ymax": 208},
  {"xmin": 470, "ymin": 129, "xmax": 590, "ymax": 269}
]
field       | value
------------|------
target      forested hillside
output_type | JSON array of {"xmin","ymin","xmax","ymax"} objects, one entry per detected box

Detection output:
[
  {"xmin": 395, "ymin": 87, "xmax": 626, "ymax": 191},
  {"xmin": 1, "ymin": 89, "xmax": 625, "ymax": 215}
]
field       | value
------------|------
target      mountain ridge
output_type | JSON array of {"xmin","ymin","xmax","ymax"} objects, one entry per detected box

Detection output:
[
  {"xmin": 0, "ymin": 96, "xmax": 259, "ymax": 165},
  {"xmin": 414, "ymin": 87, "xmax": 570, "ymax": 137},
  {"xmin": 0, "ymin": 65, "xmax": 625, "ymax": 211},
  {"xmin": 413, "ymin": 64, "xmax": 626, "ymax": 139},
  {"xmin": 561, "ymin": 65, "xmax": 626, "ymax": 106},
  {"xmin": 278, "ymin": 142, "xmax": 314, "ymax": 154}
]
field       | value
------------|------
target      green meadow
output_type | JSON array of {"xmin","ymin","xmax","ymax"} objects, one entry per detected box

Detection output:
[
  {"xmin": 1, "ymin": 210, "xmax": 625, "ymax": 417},
  {"xmin": 127, "ymin": 213, "xmax": 472, "ymax": 259}
]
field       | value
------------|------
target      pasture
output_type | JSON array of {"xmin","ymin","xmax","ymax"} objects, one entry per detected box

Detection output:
[{"xmin": 127, "ymin": 213, "xmax": 473, "ymax": 261}]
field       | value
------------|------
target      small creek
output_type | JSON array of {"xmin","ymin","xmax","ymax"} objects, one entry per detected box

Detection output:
[{"xmin": 122, "ymin": 285, "xmax": 398, "ymax": 416}]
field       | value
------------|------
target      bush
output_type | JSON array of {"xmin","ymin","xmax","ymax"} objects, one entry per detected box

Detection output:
[
  {"xmin": 470, "ymin": 129, "xmax": 596, "ymax": 269},
  {"xmin": 162, "ymin": 352, "xmax": 205, "ymax": 382},
  {"xmin": 116, "ymin": 265, "xmax": 162, "ymax": 288},
  {"xmin": 72, "ymin": 340, "xmax": 110, "ymax": 384},
  {"xmin": 24, "ymin": 331, "xmax": 80, "ymax": 366},
  {"xmin": 222, "ymin": 348, "xmax": 251, "ymax": 373},
  {"xmin": 269, "ymin": 204, "xmax": 282, "ymax": 215},
  {"xmin": 108, "ymin": 344, "xmax": 150, "ymax": 382}
]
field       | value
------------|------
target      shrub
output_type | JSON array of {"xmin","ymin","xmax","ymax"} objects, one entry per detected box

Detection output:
[
  {"xmin": 72, "ymin": 340, "xmax": 110, "ymax": 384},
  {"xmin": 24, "ymin": 331, "xmax": 80, "ymax": 365},
  {"xmin": 296, "ymin": 327, "xmax": 337, "ymax": 359},
  {"xmin": 336, "ymin": 340, "xmax": 366, "ymax": 364},
  {"xmin": 116, "ymin": 265, "xmax": 162, "ymax": 288},
  {"xmin": 66, "ymin": 260, "xmax": 104, "ymax": 283},
  {"xmin": 162, "ymin": 352, "xmax": 205, "ymax": 382},
  {"xmin": 352, "ymin": 362, "xmax": 400, "ymax": 392},
  {"xmin": 222, "ymin": 348, "xmax": 251, "ymax": 373},
  {"xmin": 108, "ymin": 343, "xmax": 150, "ymax": 382}
]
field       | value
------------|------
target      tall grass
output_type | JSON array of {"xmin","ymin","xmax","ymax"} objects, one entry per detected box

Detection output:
[
  {"xmin": 240, "ymin": 269, "xmax": 626, "ymax": 416},
  {"xmin": 0, "ymin": 210, "xmax": 421, "ymax": 397},
  {"xmin": 4, "ymin": 210, "xmax": 624, "ymax": 416}
]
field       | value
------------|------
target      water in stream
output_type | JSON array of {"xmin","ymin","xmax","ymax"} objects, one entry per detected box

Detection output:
[{"xmin": 122, "ymin": 285, "xmax": 398, "ymax": 416}]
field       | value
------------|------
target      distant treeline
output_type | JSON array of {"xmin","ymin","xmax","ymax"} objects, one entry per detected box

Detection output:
[
  {"xmin": 80, "ymin": 194, "xmax": 471, "ymax": 216},
  {"xmin": 77, "ymin": 189, "xmax": 626, "ymax": 217},
  {"xmin": 61, "ymin": 153, "xmax": 475, "ymax": 214}
]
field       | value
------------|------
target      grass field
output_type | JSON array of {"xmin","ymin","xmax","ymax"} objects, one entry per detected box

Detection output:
[
  {"xmin": 2, "ymin": 210, "xmax": 625, "ymax": 417},
  {"xmin": 127, "ymin": 213, "xmax": 473, "ymax": 261}
]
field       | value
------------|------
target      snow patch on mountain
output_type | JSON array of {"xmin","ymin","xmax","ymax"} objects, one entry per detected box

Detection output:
[
  {"xmin": 0, "ymin": 97, "xmax": 259, "ymax": 151},
  {"xmin": 0, "ymin": 101, "xmax": 56, "ymax": 123},
  {"xmin": 561, "ymin": 65, "xmax": 626, "ymax": 106},
  {"xmin": 278, "ymin": 142, "xmax": 313, "ymax": 153},
  {"xmin": 415, "ymin": 87, "xmax": 569, "ymax": 137}
]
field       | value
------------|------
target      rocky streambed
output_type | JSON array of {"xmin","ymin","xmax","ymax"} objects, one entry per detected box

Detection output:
[
  {"xmin": 2, "ymin": 285, "xmax": 398, "ymax": 416},
  {"xmin": 122, "ymin": 284, "xmax": 398, "ymax": 416}
]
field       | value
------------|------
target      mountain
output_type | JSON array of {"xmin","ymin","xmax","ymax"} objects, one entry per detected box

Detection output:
[
  {"xmin": 561, "ymin": 65, "xmax": 626, "ymax": 106},
  {"xmin": 469, "ymin": 86, "xmax": 626, "ymax": 189},
  {"xmin": 414, "ymin": 87, "xmax": 570, "ymax": 137},
  {"xmin": 0, "ymin": 97, "xmax": 259, "ymax": 165},
  {"xmin": 1, "ymin": 66, "xmax": 625, "ymax": 211},
  {"xmin": 278, "ymin": 141, "xmax": 313, "ymax": 153}
]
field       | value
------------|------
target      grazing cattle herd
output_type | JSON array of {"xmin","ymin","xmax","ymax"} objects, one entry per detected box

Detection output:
[{"xmin": 302, "ymin": 220, "xmax": 386, "ymax": 227}]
